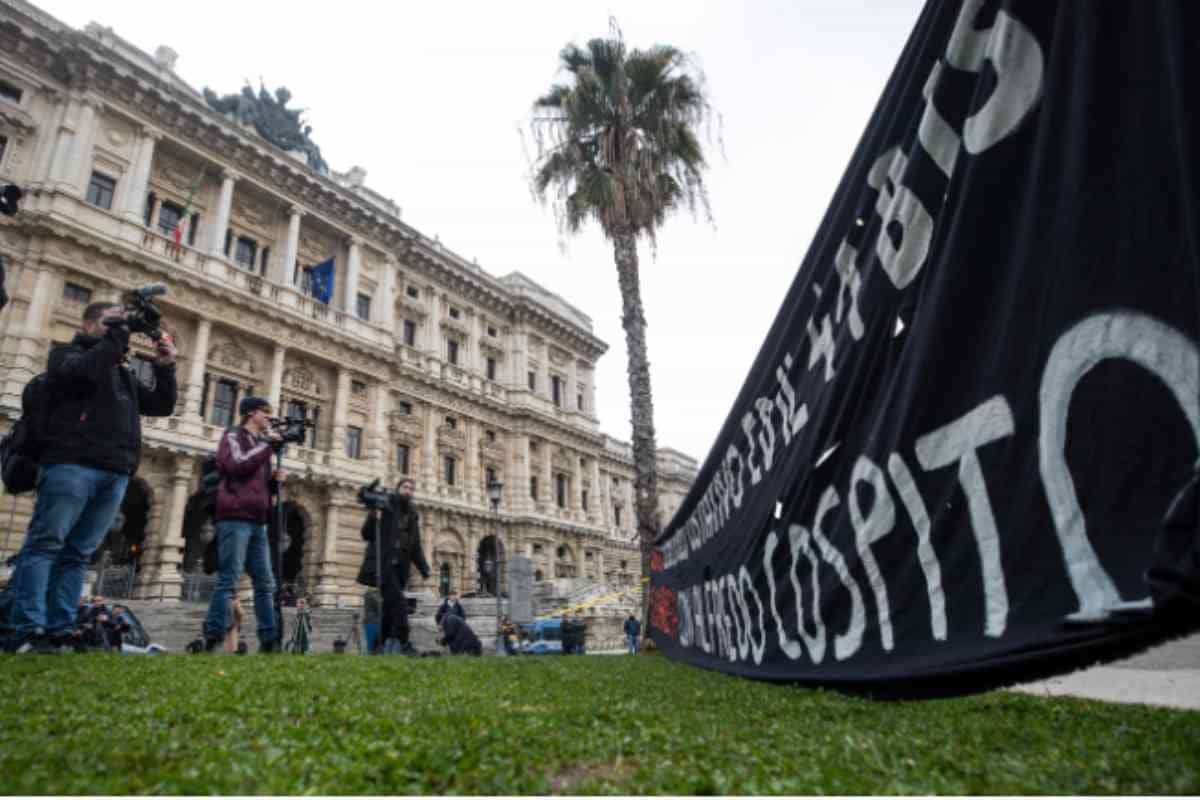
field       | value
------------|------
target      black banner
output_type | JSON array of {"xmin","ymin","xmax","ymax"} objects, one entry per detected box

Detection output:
[{"xmin": 651, "ymin": 0, "xmax": 1200, "ymax": 697}]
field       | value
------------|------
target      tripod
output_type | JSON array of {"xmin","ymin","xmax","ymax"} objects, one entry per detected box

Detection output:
[
  {"xmin": 271, "ymin": 443, "xmax": 288, "ymax": 649},
  {"xmin": 284, "ymin": 604, "xmax": 312, "ymax": 654}
]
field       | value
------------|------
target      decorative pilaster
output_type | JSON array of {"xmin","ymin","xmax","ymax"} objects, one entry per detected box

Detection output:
[
  {"xmin": 591, "ymin": 458, "xmax": 603, "ymax": 525},
  {"xmin": 421, "ymin": 404, "xmax": 437, "ymax": 489},
  {"xmin": 345, "ymin": 238, "xmax": 362, "ymax": 315},
  {"xmin": 369, "ymin": 383, "xmax": 387, "ymax": 467},
  {"xmin": 379, "ymin": 256, "xmax": 397, "ymax": 332},
  {"xmin": 63, "ymin": 95, "xmax": 102, "ymax": 195},
  {"xmin": 147, "ymin": 457, "xmax": 194, "ymax": 600},
  {"xmin": 515, "ymin": 434, "xmax": 531, "ymax": 515},
  {"xmin": 209, "ymin": 170, "xmax": 237, "ymax": 257},
  {"xmin": 332, "ymin": 367, "xmax": 350, "ymax": 458},
  {"xmin": 466, "ymin": 419, "xmax": 480, "ymax": 505},
  {"xmin": 28, "ymin": 91, "xmax": 66, "ymax": 188},
  {"xmin": 184, "ymin": 319, "xmax": 212, "ymax": 421},
  {"xmin": 276, "ymin": 206, "xmax": 303, "ymax": 286},
  {"xmin": 314, "ymin": 493, "xmax": 342, "ymax": 604},
  {"xmin": 267, "ymin": 344, "xmax": 286, "ymax": 410},
  {"xmin": 573, "ymin": 454, "xmax": 584, "ymax": 520},
  {"xmin": 120, "ymin": 126, "xmax": 161, "ymax": 223}
]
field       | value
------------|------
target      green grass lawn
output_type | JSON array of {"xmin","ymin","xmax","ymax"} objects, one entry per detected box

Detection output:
[{"xmin": 0, "ymin": 652, "xmax": 1196, "ymax": 795}]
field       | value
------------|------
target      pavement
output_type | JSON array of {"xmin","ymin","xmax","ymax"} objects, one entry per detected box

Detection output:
[{"xmin": 1010, "ymin": 632, "xmax": 1200, "ymax": 710}]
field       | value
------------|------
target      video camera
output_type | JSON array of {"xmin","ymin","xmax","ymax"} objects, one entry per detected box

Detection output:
[
  {"xmin": 104, "ymin": 283, "xmax": 168, "ymax": 341},
  {"xmin": 268, "ymin": 415, "xmax": 315, "ymax": 446},
  {"xmin": 357, "ymin": 478, "xmax": 392, "ymax": 510}
]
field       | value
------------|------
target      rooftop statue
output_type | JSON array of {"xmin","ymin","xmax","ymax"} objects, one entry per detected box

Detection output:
[{"xmin": 202, "ymin": 82, "xmax": 329, "ymax": 174}]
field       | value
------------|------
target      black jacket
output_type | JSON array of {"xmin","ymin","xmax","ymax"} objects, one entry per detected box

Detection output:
[
  {"xmin": 39, "ymin": 330, "xmax": 178, "ymax": 476},
  {"xmin": 357, "ymin": 493, "xmax": 431, "ymax": 588},
  {"xmin": 624, "ymin": 617, "xmax": 641, "ymax": 637},
  {"xmin": 435, "ymin": 599, "xmax": 466, "ymax": 626},
  {"xmin": 440, "ymin": 614, "xmax": 481, "ymax": 656}
]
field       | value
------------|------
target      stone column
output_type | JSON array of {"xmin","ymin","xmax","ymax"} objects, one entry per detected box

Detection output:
[
  {"xmin": 345, "ymin": 238, "xmax": 362, "ymax": 315},
  {"xmin": 591, "ymin": 458, "xmax": 603, "ymax": 524},
  {"xmin": 151, "ymin": 457, "xmax": 194, "ymax": 600},
  {"xmin": 587, "ymin": 370, "xmax": 597, "ymax": 418},
  {"xmin": 267, "ymin": 344, "xmax": 286, "ymax": 410},
  {"xmin": 465, "ymin": 419, "xmax": 480, "ymax": 506},
  {"xmin": 515, "ymin": 434, "xmax": 531, "ymax": 515},
  {"xmin": 276, "ymin": 205, "xmax": 303, "ymax": 286},
  {"xmin": 626, "ymin": 480, "xmax": 636, "ymax": 534},
  {"xmin": 29, "ymin": 91, "xmax": 66, "ymax": 188},
  {"xmin": 209, "ymin": 170, "xmax": 237, "ymax": 258},
  {"xmin": 567, "ymin": 359, "xmax": 579, "ymax": 414},
  {"xmin": 421, "ymin": 403, "xmax": 437, "ymax": 489},
  {"xmin": 379, "ymin": 256, "xmax": 397, "ymax": 332},
  {"xmin": 573, "ymin": 454, "xmax": 584, "ymax": 519},
  {"xmin": 575, "ymin": 539, "xmax": 586, "ymax": 579},
  {"xmin": 369, "ymin": 383, "xmax": 387, "ymax": 467},
  {"xmin": 469, "ymin": 310, "xmax": 481, "ymax": 375},
  {"xmin": 120, "ymin": 126, "xmax": 161, "ymax": 223},
  {"xmin": 511, "ymin": 326, "xmax": 528, "ymax": 391},
  {"xmin": 332, "ymin": 367, "xmax": 350, "ymax": 459},
  {"xmin": 57, "ymin": 95, "xmax": 101, "ymax": 195},
  {"xmin": 183, "ymin": 318, "xmax": 212, "ymax": 421},
  {"xmin": 22, "ymin": 267, "xmax": 55, "ymax": 337},
  {"xmin": 426, "ymin": 289, "xmax": 442, "ymax": 365},
  {"xmin": 543, "ymin": 443, "xmax": 553, "ymax": 513},
  {"xmin": 315, "ymin": 495, "xmax": 342, "ymax": 603}
]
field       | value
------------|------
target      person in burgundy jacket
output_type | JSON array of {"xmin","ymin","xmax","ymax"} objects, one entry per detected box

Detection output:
[{"xmin": 201, "ymin": 396, "xmax": 288, "ymax": 652}]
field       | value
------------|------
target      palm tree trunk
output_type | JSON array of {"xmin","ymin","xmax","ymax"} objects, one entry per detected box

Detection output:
[{"xmin": 612, "ymin": 230, "xmax": 660, "ymax": 631}]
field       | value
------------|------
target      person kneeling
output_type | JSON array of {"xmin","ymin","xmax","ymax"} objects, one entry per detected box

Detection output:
[{"xmin": 438, "ymin": 613, "xmax": 482, "ymax": 656}]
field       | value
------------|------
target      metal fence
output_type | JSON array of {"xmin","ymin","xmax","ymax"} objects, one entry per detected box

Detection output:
[
  {"xmin": 180, "ymin": 572, "xmax": 217, "ymax": 603},
  {"xmin": 91, "ymin": 565, "xmax": 137, "ymax": 599}
]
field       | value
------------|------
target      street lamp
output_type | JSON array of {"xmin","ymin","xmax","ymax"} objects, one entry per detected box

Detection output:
[{"xmin": 487, "ymin": 479, "xmax": 505, "ymax": 656}]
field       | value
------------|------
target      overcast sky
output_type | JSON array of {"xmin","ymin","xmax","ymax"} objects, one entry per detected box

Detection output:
[{"xmin": 38, "ymin": 0, "xmax": 924, "ymax": 464}]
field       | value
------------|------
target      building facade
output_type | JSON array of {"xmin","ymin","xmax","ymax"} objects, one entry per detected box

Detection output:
[{"xmin": 0, "ymin": 0, "xmax": 697, "ymax": 607}]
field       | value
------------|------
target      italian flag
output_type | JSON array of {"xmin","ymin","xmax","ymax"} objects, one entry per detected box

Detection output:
[{"xmin": 172, "ymin": 170, "xmax": 205, "ymax": 246}]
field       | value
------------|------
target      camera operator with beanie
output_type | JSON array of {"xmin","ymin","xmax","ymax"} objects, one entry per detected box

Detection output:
[
  {"xmin": 4, "ymin": 301, "xmax": 177, "ymax": 654},
  {"xmin": 357, "ymin": 477, "xmax": 430, "ymax": 655},
  {"xmin": 201, "ymin": 396, "xmax": 288, "ymax": 653}
]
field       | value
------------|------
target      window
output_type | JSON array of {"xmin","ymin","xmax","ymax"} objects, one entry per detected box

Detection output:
[
  {"xmin": 188, "ymin": 213, "xmax": 200, "ymax": 247},
  {"xmin": 129, "ymin": 355, "xmax": 156, "ymax": 390},
  {"xmin": 533, "ymin": 543, "xmax": 543, "ymax": 554},
  {"xmin": 585, "ymin": 550, "xmax": 593, "ymax": 561},
  {"xmin": 396, "ymin": 400, "xmax": 412, "ymax": 416},
  {"xmin": 527, "ymin": 371, "xmax": 536, "ymax": 391},
  {"xmin": 614, "ymin": 505, "xmax": 623, "ymax": 527},
  {"xmin": 158, "ymin": 201, "xmax": 184, "ymax": 236},
  {"xmin": 486, "ymin": 357, "xmax": 497, "ymax": 382},
  {"xmin": 556, "ymin": 474, "xmax": 567, "ymax": 509},
  {"xmin": 484, "ymin": 466, "xmax": 497, "ymax": 488},
  {"xmin": 577, "ymin": 392, "xmax": 585, "ymax": 411},
  {"xmin": 406, "ymin": 285, "xmax": 420, "ymax": 299},
  {"xmin": 582, "ymin": 490, "xmax": 589, "ymax": 512},
  {"xmin": 62, "ymin": 282, "xmax": 92, "ymax": 306},
  {"xmin": 234, "ymin": 236, "xmax": 258, "ymax": 269},
  {"xmin": 351, "ymin": 379, "xmax": 367, "ymax": 396},
  {"xmin": 529, "ymin": 441, "xmax": 539, "ymax": 453},
  {"xmin": 444, "ymin": 416, "xmax": 457, "ymax": 430},
  {"xmin": 447, "ymin": 339, "xmax": 459, "ymax": 365},
  {"xmin": 443, "ymin": 455, "xmax": 457, "ymax": 486},
  {"xmin": 402, "ymin": 319, "xmax": 417, "ymax": 347},
  {"xmin": 0, "ymin": 80, "xmax": 22, "ymax": 104},
  {"xmin": 485, "ymin": 429, "xmax": 496, "ymax": 443},
  {"xmin": 534, "ymin": 569, "xmax": 544, "ymax": 582},
  {"xmin": 345, "ymin": 426, "xmax": 363, "ymax": 459},
  {"xmin": 85, "ymin": 172, "xmax": 116, "ymax": 210},
  {"xmin": 620, "ymin": 560, "xmax": 628, "ymax": 570},
  {"xmin": 529, "ymin": 475, "xmax": 538, "ymax": 500},
  {"xmin": 449, "ymin": 307, "xmax": 461, "ymax": 320},
  {"xmin": 0, "ymin": 135, "xmax": 7, "ymax": 167},
  {"xmin": 557, "ymin": 546, "xmax": 567, "ymax": 559},
  {"xmin": 551, "ymin": 375, "xmax": 563, "ymax": 407},
  {"xmin": 487, "ymin": 326, "xmax": 497, "ymax": 338},
  {"xmin": 209, "ymin": 378, "xmax": 238, "ymax": 427},
  {"xmin": 223, "ymin": 229, "xmax": 233, "ymax": 257},
  {"xmin": 356, "ymin": 293, "xmax": 371, "ymax": 321},
  {"xmin": 260, "ymin": 246, "xmax": 271, "ymax": 274}
]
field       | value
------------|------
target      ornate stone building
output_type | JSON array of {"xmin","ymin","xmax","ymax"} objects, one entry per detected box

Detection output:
[{"xmin": 0, "ymin": 0, "xmax": 697, "ymax": 606}]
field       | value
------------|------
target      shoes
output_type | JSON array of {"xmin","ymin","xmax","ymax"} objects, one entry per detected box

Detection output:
[
  {"xmin": 259, "ymin": 639, "xmax": 281, "ymax": 654},
  {"xmin": 203, "ymin": 637, "xmax": 223, "ymax": 653},
  {"xmin": 399, "ymin": 641, "xmax": 419, "ymax": 657},
  {"xmin": 11, "ymin": 634, "xmax": 63, "ymax": 655}
]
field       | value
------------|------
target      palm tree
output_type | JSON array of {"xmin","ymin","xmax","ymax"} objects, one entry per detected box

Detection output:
[{"xmin": 528, "ymin": 22, "xmax": 716, "ymax": 621}]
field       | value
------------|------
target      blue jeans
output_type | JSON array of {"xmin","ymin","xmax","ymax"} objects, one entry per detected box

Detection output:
[
  {"xmin": 7, "ymin": 464, "xmax": 129, "ymax": 637},
  {"xmin": 203, "ymin": 520, "xmax": 277, "ymax": 645},
  {"xmin": 627, "ymin": 634, "xmax": 639, "ymax": 654}
]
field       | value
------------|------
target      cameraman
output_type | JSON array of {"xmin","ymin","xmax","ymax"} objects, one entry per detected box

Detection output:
[
  {"xmin": 356, "ymin": 477, "xmax": 430, "ymax": 655},
  {"xmin": 201, "ymin": 397, "xmax": 287, "ymax": 653},
  {"xmin": 4, "ymin": 302, "xmax": 177, "ymax": 654}
]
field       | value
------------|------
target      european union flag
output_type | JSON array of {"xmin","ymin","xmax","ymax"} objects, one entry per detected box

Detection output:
[{"xmin": 309, "ymin": 257, "xmax": 335, "ymax": 305}]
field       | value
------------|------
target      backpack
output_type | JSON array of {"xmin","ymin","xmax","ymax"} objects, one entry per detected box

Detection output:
[
  {"xmin": 0, "ymin": 373, "xmax": 50, "ymax": 494},
  {"xmin": 198, "ymin": 454, "xmax": 221, "ymax": 515}
]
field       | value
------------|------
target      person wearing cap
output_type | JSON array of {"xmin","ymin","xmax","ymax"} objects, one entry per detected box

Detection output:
[{"xmin": 202, "ymin": 396, "xmax": 288, "ymax": 652}]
